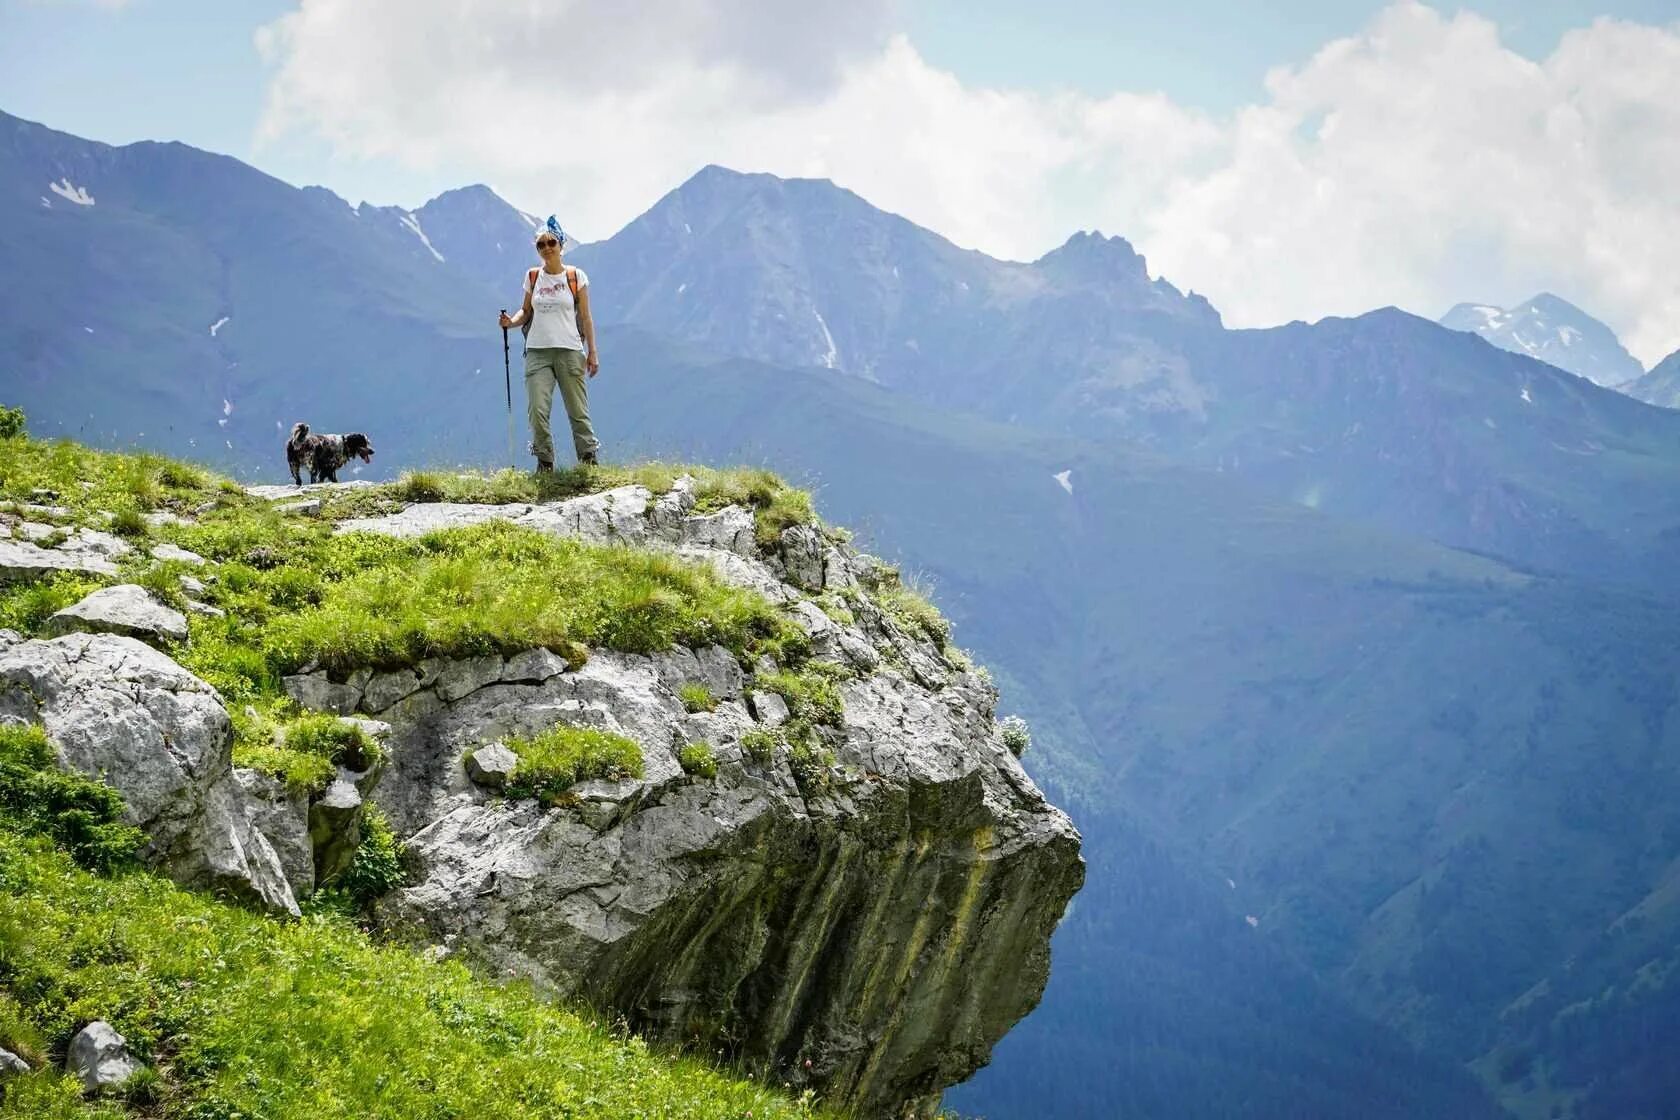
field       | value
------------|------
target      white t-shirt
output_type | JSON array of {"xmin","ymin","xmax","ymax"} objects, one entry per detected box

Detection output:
[{"xmin": 523, "ymin": 265, "xmax": 589, "ymax": 351}]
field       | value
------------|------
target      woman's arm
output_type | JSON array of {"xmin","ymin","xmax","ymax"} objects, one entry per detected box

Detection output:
[
  {"xmin": 498, "ymin": 286, "xmax": 535, "ymax": 329},
  {"xmin": 576, "ymin": 285, "xmax": 600, "ymax": 375}
]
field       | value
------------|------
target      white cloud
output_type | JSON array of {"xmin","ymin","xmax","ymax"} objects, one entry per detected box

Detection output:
[{"xmin": 256, "ymin": 1, "xmax": 1680, "ymax": 365}]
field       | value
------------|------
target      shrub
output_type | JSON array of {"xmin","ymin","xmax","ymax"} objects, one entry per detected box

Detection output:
[
  {"xmin": 739, "ymin": 729, "xmax": 778, "ymax": 766},
  {"xmin": 1000, "ymin": 715, "xmax": 1031, "ymax": 758},
  {"xmin": 679, "ymin": 682, "xmax": 716, "ymax": 713},
  {"xmin": 330, "ymin": 804, "xmax": 408, "ymax": 906},
  {"xmin": 0, "ymin": 724, "xmax": 143, "ymax": 873},
  {"xmin": 504, "ymin": 726, "xmax": 644, "ymax": 804},
  {"xmin": 677, "ymin": 743, "xmax": 718, "ymax": 779},
  {"xmin": 0, "ymin": 404, "xmax": 25, "ymax": 439}
]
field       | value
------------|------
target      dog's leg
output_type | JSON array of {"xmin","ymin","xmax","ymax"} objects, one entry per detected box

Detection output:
[{"xmin": 324, "ymin": 466, "xmax": 339, "ymax": 483}]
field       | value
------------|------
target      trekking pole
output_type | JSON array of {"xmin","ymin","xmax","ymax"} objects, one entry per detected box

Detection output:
[{"xmin": 500, "ymin": 310, "xmax": 515, "ymax": 470}]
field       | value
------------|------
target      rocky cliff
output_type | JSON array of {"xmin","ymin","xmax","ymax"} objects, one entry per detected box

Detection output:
[{"xmin": 0, "ymin": 468, "xmax": 1083, "ymax": 1119}]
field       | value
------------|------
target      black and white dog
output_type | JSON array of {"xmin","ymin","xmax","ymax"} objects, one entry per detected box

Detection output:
[{"xmin": 286, "ymin": 422, "xmax": 374, "ymax": 484}]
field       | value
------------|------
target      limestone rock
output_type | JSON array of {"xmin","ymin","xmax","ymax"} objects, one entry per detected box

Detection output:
[
  {"xmin": 501, "ymin": 647, "xmax": 571, "ymax": 685},
  {"xmin": 0, "ymin": 633, "xmax": 298, "ymax": 915},
  {"xmin": 336, "ymin": 502, "xmax": 532, "ymax": 538},
  {"xmin": 0, "ymin": 536, "xmax": 119, "ymax": 581},
  {"xmin": 277, "ymin": 499, "xmax": 322, "ymax": 516},
  {"xmin": 282, "ymin": 670, "xmax": 363, "ymax": 715},
  {"xmin": 66, "ymin": 1021, "xmax": 140, "ymax": 1092},
  {"xmin": 749, "ymin": 689, "xmax": 790, "ymax": 726},
  {"xmin": 779, "ymin": 524, "xmax": 828, "ymax": 591},
  {"xmin": 374, "ymin": 645, "xmax": 1081, "ymax": 1120},
  {"xmin": 435, "ymin": 655, "xmax": 504, "ymax": 703},
  {"xmin": 681, "ymin": 505, "xmax": 757, "ymax": 555},
  {"xmin": 516, "ymin": 485, "xmax": 652, "ymax": 543},
  {"xmin": 235, "ymin": 767, "xmax": 314, "ymax": 898},
  {"xmin": 310, "ymin": 774, "xmax": 364, "ymax": 884},
  {"xmin": 465, "ymin": 742, "xmax": 518, "ymax": 788},
  {"xmin": 151, "ymin": 542, "xmax": 204, "ymax": 564},
  {"xmin": 0, "ymin": 1048, "xmax": 27, "ymax": 1076},
  {"xmin": 45, "ymin": 584, "xmax": 189, "ymax": 646}
]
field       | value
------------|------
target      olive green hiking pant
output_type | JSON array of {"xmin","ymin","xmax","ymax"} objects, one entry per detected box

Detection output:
[{"xmin": 524, "ymin": 346, "xmax": 599, "ymax": 465}]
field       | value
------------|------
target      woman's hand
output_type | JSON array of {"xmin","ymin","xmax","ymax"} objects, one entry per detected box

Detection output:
[
  {"xmin": 498, "ymin": 310, "xmax": 516, "ymax": 329},
  {"xmin": 587, "ymin": 351, "xmax": 600, "ymax": 377}
]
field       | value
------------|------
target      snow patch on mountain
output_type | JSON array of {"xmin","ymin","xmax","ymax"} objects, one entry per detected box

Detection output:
[
  {"xmin": 209, "ymin": 317, "xmax": 229, "ymax": 338},
  {"xmin": 48, "ymin": 178, "xmax": 94, "ymax": 206},
  {"xmin": 814, "ymin": 309, "xmax": 838, "ymax": 369},
  {"xmin": 398, "ymin": 213, "xmax": 446, "ymax": 263},
  {"xmin": 1053, "ymin": 470, "xmax": 1074, "ymax": 495}
]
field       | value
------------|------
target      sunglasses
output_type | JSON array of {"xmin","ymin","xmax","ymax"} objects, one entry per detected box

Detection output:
[{"xmin": 536, "ymin": 238, "xmax": 561, "ymax": 250}]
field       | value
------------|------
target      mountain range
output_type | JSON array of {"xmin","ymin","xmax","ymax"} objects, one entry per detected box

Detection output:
[{"xmin": 7, "ymin": 107, "xmax": 1680, "ymax": 1119}]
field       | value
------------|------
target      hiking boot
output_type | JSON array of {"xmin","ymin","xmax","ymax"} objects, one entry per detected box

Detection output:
[{"xmin": 578, "ymin": 451, "xmax": 599, "ymax": 467}]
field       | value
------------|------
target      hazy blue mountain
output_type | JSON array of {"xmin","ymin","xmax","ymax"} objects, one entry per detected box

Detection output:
[
  {"xmin": 0, "ymin": 109, "xmax": 512, "ymax": 475},
  {"xmin": 1440, "ymin": 294, "xmax": 1645, "ymax": 388},
  {"xmin": 567, "ymin": 165, "xmax": 1218, "ymax": 395},
  {"xmin": 1621, "ymin": 346, "xmax": 1680, "ymax": 409}
]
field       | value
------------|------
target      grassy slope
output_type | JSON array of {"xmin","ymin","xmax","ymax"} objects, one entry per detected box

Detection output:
[{"xmin": 0, "ymin": 729, "xmax": 822, "ymax": 1120}]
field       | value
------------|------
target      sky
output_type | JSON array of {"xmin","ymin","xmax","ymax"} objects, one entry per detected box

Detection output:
[{"xmin": 4, "ymin": 0, "xmax": 1680, "ymax": 363}]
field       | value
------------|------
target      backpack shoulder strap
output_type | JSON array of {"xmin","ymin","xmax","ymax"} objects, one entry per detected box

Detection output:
[{"xmin": 565, "ymin": 266, "xmax": 579, "ymax": 300}]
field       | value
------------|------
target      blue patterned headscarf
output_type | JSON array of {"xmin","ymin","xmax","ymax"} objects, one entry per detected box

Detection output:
[{"xmin": 535, "ymin": 215, "xmax": 565, "ymax": 247}]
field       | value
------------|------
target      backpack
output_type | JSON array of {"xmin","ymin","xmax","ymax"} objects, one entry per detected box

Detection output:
[{"xmin": 522, "ymin": 266, "xmax": 580, "ymax": 340}]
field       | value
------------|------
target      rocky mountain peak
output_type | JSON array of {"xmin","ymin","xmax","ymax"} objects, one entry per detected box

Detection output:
[{"xmin": 1439, "ymin": 291, "xmax": 1643, "ymax": 387}]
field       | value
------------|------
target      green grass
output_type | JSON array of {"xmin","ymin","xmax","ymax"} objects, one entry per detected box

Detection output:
[
  {"xmin": 497, "ymin": 726, "xmax": 645, "ymax": 805},
  {"xmin": 679, "ymin": 682, "xmax": 717, "ymax": 713},
  {"xmin": 0, "ymin": 427, "xmax": 230, "ymax": 522},
  {"xmin": 0, "ymin": 834, "xmax": 825, "ymax": 1119},
  {"xmin": 677, "ymin": 743, "xmax": 719, "ymax": 779},
  {"xmin": 0, "ymin": 573, "xmax": 102, "ymax": 633}
]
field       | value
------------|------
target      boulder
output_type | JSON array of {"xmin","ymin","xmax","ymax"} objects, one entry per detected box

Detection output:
[
  {"xmin": 150, "ymin": 542, "xmax": 205, "ymax": 564},
  {"xmin": 464, "ymin": 742, "xmax": 518, "ymax": 788},
  {"xmin": 749, "ymin": 689, "xmax": 790, "ymax": 727},
  {"xmin": 0, "ymin": 1049, "xmax": 27, "ymax": 1076},
  {"xmin": 0, "ymin": 633, "xmax": 298, "ymax": 915},
  {"xmin": 66, "ymin": 1021, "xmax": 140, "ymax": 1092},
  {"xmin": 44, "ymin": 584, "xmax": 189, "ymax": 646},
  {"xmin": 276, "ymin": 499, "xmax": 322, "ymax": 516}
]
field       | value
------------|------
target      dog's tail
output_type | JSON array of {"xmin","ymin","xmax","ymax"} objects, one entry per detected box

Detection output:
[{"xmin": 289, "ymin": 422, "xmax": 309, "ymax": 444}]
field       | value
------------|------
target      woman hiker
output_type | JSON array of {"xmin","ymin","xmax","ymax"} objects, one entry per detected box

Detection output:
[{"xmin": 499, "ymin": 216, "xmax": 601, "ymax": 470}]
